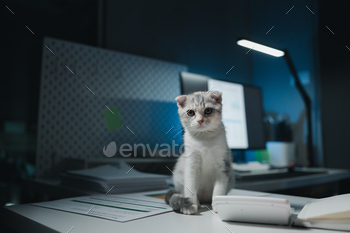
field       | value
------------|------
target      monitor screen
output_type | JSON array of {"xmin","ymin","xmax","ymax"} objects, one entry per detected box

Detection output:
[{"xmin": 180, "ymin": 72, "xmax": 266, "ymax": 150}]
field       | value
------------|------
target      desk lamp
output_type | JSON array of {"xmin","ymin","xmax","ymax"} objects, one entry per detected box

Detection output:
[{"xmin": 237, "ymin": 39, "xmax": 314, "ymax": 167}]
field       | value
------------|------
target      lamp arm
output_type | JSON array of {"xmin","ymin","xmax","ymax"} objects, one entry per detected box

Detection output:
[{"xmin": 283, "ymin": 50, "xmax": 314, "ymax": 167}]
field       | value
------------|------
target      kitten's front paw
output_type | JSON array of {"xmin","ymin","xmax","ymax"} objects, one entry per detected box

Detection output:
[{"xmin": 180, "ymin": 204, "xmax": 198, "ymax": 215}]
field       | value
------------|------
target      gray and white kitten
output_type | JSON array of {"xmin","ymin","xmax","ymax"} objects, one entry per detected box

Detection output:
[{"xmin": 165, "ymin": 91, "xmax": 234, "ymax": 215}]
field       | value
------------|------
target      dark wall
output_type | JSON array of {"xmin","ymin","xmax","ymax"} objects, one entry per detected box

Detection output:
[
  {"xmin": 2, "ymin": 0, "xmax": 254, "ymax": 133},
  {"xmin": 105, "ymin": 0, "xmax": 253, "ymax": 84},
  {"xmin": 318, "ymin": 1, "xmax": 350, "ymax": 169},
  {"xmin": 1, "ymin": 0, "xmax": 97, "ymax": 130}
]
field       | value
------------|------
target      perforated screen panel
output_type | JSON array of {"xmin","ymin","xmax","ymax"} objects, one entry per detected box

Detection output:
[{"xmin": 36, "ymin": 37, "xmax": 187, "ymax": 177}]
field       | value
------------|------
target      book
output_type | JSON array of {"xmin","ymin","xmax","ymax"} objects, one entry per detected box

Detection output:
[
  {"xmin": 294, "ymin": 193, "xmax": 350, "ymax": 231},
  {"xmin": 60, "ymin": 162, "xmax": 170, "ymax": 194}
]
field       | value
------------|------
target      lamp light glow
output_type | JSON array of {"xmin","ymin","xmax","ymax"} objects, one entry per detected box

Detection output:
[{"xmin": 237, "ymin": 39, "xmax": 285, "ymax": 57}]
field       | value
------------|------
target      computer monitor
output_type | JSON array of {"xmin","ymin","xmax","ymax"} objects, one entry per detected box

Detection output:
[{"xmin": 180, "ymin": 72, "xmax": 266, "ymax": 150}]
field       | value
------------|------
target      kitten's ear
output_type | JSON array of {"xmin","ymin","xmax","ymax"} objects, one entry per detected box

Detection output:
[
  {"xmin": 175, "ymin": 95, "xmax": 187, "ymax": 108},
  {"xmin": 210, "ymin": 91, "xmax": 222, "ymax": 104}
]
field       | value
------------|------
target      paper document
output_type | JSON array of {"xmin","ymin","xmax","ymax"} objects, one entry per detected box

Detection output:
[{"xmin": 31, "ymin": 190, "xmax": 172, "ymax": 222}]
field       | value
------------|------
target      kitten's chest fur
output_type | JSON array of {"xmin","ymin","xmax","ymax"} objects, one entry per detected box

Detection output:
[
  {"xmin": 184, "ymin": 130, "xmax": 228, "ymax": 159},
  {"xmin": 185, "ymin": 130, "xmax": 228, "ymax": 168},
  {"xmin": 184, "ymin": 132, "xmax": 229, "ymax": 201},
  {"xmin": 190, "ymin": 139, "xmax": 226, "ymax": 170},
  {"xmin": 198, "ymin": 146, "xmax": 221, "ymax": 183}
]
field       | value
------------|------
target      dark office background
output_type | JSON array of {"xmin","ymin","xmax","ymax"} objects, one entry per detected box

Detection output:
[{"xmin": 1, "ymin": 0, "xmax": 350, "ymax": 207}]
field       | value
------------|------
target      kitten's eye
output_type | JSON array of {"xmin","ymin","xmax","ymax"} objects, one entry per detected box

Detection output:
[
  {"xmin": 204, "ymin": 108, "xmax": 213, "ymax": 114},
  {"xmin": 187, "ymin": 110, "xmax": 195, "ymax": 117}
]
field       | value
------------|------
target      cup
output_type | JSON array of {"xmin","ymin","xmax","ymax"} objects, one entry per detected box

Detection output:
[{"xmin": 266, "ymin": 141, "xmax": 295, "ymax": 167}]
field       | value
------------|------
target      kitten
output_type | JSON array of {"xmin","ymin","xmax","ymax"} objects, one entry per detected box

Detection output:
[{"xmin": 165, "ymin": 91, "xmax": 234, "ymax": 215}]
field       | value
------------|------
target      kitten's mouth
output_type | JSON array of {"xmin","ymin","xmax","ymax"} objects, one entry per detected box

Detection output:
[{"xmin": 196, "ymin": 124, "xmax": 207, "ymax": 130}]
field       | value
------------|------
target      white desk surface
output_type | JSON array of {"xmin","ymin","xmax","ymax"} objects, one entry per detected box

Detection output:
[{"xmin": 2, "ymin": 189, "xmax": 337, "ymax": 233}]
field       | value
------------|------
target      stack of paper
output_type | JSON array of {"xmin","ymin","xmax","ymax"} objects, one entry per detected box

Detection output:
[
  {"xmin": 60, "ymin": 162, "xmax": 169, "ymax": 194},
  {"xmin": 294, "ymin": 193, "xmax": 350, "ymax": 231}
]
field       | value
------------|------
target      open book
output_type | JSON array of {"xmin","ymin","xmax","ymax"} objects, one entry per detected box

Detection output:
[{"xmin": 294, "ymin": 193, "xmax": 350, "ymax": 231}]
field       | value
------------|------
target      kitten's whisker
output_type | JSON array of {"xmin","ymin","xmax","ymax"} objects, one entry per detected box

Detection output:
[
  {"xmin": 171, "ymin": 130, "xmax": 183, "ymax": 138},
  {"xmin": 171, "ymin": 126, "xmax": 183, "ymax": 131},
  {"xmin": 172, "ymin": 129, "xmax": 184, "ymax": 139},
  {"xmin": 171, "ymin": 127, "xmax": 183, "ymax": 134},
  {"xmin": 168, "ymin": 125, "xmax": 183, "ymax": 131}
]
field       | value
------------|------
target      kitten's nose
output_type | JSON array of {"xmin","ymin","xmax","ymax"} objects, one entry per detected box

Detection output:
[{"xmin": 197, "ymin": 119, "xmax": 204, "ymax": 125}]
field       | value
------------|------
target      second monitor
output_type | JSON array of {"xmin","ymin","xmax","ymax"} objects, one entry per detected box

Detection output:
[{"xmin": 180, "ymin": 72, "xmax": 265, "ymax": 150}]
